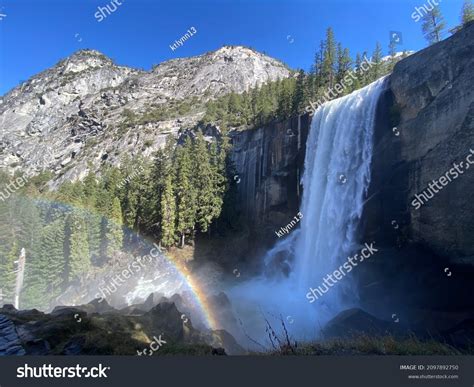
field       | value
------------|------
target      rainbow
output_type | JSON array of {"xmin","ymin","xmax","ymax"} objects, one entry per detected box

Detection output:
[{"xmin": 165, "ymin": 256, "xmax": 218, "ymax": 330}]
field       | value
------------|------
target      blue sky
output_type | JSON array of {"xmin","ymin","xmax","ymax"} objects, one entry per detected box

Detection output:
[{"xmin": 0, "ymin": 0, "xmax": 465, "ymax": 95}]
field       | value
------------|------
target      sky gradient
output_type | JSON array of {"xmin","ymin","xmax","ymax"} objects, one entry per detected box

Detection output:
[{"xmin": 0, "ymin": 0, "xmax": 465, "ymax": 95}]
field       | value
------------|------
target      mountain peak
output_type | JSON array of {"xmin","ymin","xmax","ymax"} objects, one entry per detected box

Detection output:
[{"xmin": 60, "ymin": 49, "xmax": 114, "ymax": 74}]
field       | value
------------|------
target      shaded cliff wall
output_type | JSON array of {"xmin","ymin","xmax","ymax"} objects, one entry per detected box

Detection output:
[
  {"xmin": 358, "ymin": 24, "xmax": 474, "ymax": 322},
  {"xmin": 229, "ymin": 115, "xmax": 310, "ymax": 238},
  {"xmin": 363, "ymin": 22, "xmax": 474, "ymax": 264}
]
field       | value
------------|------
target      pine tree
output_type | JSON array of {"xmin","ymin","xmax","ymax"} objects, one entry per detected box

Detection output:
[
  {"xmin": 147, "ymin": 136, "xmax": 175, "ymax": 239},
  {"xmin": 351, "ymin": 53, "xmax": 363, "ymax": 91},
  {"xmin": 421, "ymin": 5, "xmax": 446, "ymax": 44},
  {"xmin": 105, "ymin": 197, "xmax": 123, "ymax": 257},
  {"xmin": 277, "ymin": 78, "xmax": 296, "ymax": 120},
  {"xmin": 461, "ymin": 0, "xmax": 474, "ymax": 25},
  {"xmin": 311, "ymin": 40, "xmax": 326, "ymax": 98},
  {"xmin": 370, "ymin": 42, "xmax": 384, "ymax": 81},
  {"xmin": 0, "ymin": 237, "xmax": 17, "ymax": 304},
  {"xmin": 67, "ymin": 210, "xmax": 91, "ymax": 281},
  {"xmin": 23, "ymin": 218, "xmax": 66, "ymax": 308},
  {"xmin": 292, "ymin": 70, "xmax": 308, "ymax": 114},
  {"xmin": 388, "ymin": 38, "xmax": 397, "ymax": 58},
  {"xmin": 336, "ymin": 44, "xmax": 352, "ymax": 89},
  {"xmin": 82, "ymin": 172, "xmax": 101, "ymax": 264},
  {"xmin": 387, "ymin": 39, "xmax": 397, "ymax": 72},
  {"xmin": 360, "ymin": 51, "xmax": 371, "ymax": 86},
  {"xmin": 85, "ymin": 211, "xmax": 102, "ymax": 265},
  {"xmin": 321, "ymin": 27, "xmax": 337, "ymax": 89},
  {"xmin": 160, "ymin": 172, "xmax": 176, "ymax": 247},
  {"xmin": 208, "ymin": 141, "xmax": 226, "ymax": 223},
  {"xmin": 174, "ymin": 138, "xmax": 197, "ymax": 247},
  {"xmin": 193, "ymin": 133, "xmax": 215, "ymax": 233}
]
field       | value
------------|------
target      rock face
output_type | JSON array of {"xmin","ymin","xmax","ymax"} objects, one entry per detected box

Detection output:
[
  {"xmin": 0, "ymin": 46, "xmax": 290, "ymax": 186},
  {"xmin": 363, "ymin": 22, "xmax": 474, "ymax": 263},
  {"xmin": 230, "ymin": 114, "xmax": 310, "ymax": 239},
  {"xmin": 357, "ymin": 23, "xmax": 474, "ymax": 325},
  {"xmin": 150, "ymin": 45, "xmax": 291, "ymax": 98},
  {"xmin": 0, "ymin": 313, "xmax": 26, "ymax": 355}
]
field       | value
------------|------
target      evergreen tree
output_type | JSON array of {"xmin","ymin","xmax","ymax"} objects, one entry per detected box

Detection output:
[
  {"xmin": 360, "ymin": 51, "xmax": 371, "ymax": 86},
  {"xmin": 277, "ymin": 78, "xmax": 295, "ymax": 119},
  {"xmin": 387, "ymin": 40, "xmax": 398, "ymax": 72},
  {"xmin": 147, "ymin": 136, "xmax": 175, "ymax": 238},
  {"xmin": 351, "ymin": 53, "xmax": 363, "ymax": 91},
  {"xmin": 321, "ymin": 27, "xmax": 337, "ymax": 89},
  {"xmin": 292, "ymin": 70, "xmax": 308, "ymax": 114},
  {"xmin": 160, "ymin": 172, "xmax": 176, "ymax": 247},
  {"xmin": 208, "ymin": 141, "xmax": 226, "ymax": 224},
  {"xmin": 461, "ymin": 0, "xmax": 474, "ymax": 25},
  {"xmin": 370, "ymin": 42, "xmax": 384, "ymax": 81},
  {"xmin": 388, "ymin": 38, "xmax": 397, "ymax": 58},
  {"xmin": 67, "ymin": 210, "xmax": 91, "ymax": 281},
  {"xmin": 175, "ymin": 138, "xmax": 197, "ymax": 247},
  {"xmin": 82, "ymin": 172, "xmax": 101, "ymax": 263},
  {"xmin": 105, "ymin": 197, "xmax": 123, "ymax": 257},
  {"xmin": 421, "ymin": 5, "xmax": 446, "ymax": 44},
  {"xmin": 0, "ymin": 236, "xmax": 17, "ymax": 304},
  {"xmin": 336, "ymin": 44, "xmax": 352, "ymax": 88},
  {"xmin": 22, "ymin": 218, "xmax": 67, "ymax": 308},
  {"xmin": 193, "ymin": 133, "xmax": 215, "ymax": 233}
]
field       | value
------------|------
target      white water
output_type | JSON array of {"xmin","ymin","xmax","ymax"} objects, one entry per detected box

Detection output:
[
  {"xmin": 294, "ymin": 76, "xmax": 387, "ymax": 301},
  {"xmin": 226, "ymin": 77, "xmax": 387, "ymax": 344}
]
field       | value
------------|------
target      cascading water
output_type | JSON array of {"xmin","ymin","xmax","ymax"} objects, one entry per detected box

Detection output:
[
  {"xmin": 294, "ymin": 76, "xmax": 387, "ymax": 304},
  {"xmin": 226, "ymin": 77, "xmax": 388, "ymax": 343}
]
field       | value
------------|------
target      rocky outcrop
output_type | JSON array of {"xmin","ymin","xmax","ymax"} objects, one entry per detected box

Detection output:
[
  {"xmin": 0, "ymin": 313, "xmax": 26, "ymax": 355},
  {"xmin": 0, "ymin": 297, "xmax": 243, "ymax": 355}
]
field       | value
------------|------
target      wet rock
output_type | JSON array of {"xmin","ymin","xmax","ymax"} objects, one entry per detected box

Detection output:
[{"xmin": 0, "ymin": 314, "xmax": 26, "ymax": 356}]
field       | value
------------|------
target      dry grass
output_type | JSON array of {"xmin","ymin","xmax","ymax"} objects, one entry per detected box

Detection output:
[{"xmin": 260, "ymin": 334, "xmax": 468, "ymax": 356}]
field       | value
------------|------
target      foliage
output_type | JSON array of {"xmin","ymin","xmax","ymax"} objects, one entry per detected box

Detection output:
[{"xmin": 421, "ymin": 5, "xmax": 446, "ymax": 44}]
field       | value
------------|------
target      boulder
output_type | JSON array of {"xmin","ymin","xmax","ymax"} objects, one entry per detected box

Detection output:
[
  {"xmin": 0, "ymin": 314, "xmax": 26, "ymax": 356},
  {"xmin": 323, "ymin": 308, "xmax": 406, "ymax": 339}
]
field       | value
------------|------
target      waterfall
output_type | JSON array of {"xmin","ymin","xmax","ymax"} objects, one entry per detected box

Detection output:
[
  {"xmin": 226, "ymin": 77, "xmax": 387, "ymax": 342},
  {"xmin": 294, "ymin": 77, "xmax": 387, "ymax": 306}
]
